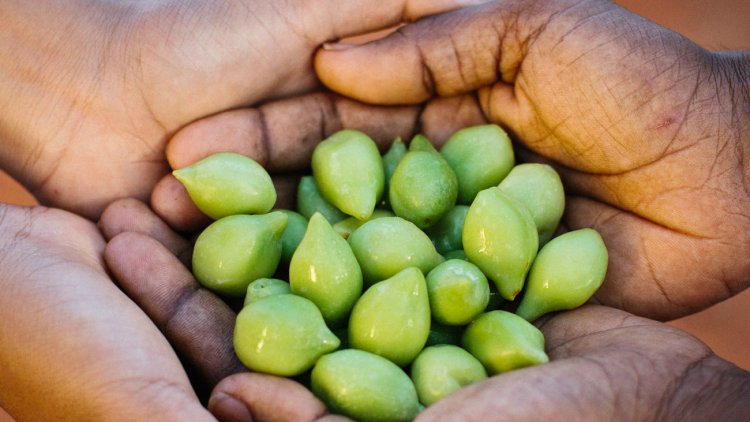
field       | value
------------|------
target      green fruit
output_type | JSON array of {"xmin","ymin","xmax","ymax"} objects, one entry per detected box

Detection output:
[
  {"xmin": 332, "ymin": 209, "xmax": 394, "ymax": 240},
  {"xmin": 348, "ymin": 267, "xmax": 431, "ymax": 366},
  {"xmin": 234, "ymin": 294, "xmax": 340, "ymax": 376},
  {"xmin": 408, "ymin": 134, "xmax": 436, "ymax": 152},
  {"xmin": 389, "ymin": 149, "xmax": 458, "ymax": 229},
  {"xmin": 296, "ymin": 176, "xmax": 348, "ymax": 224},
  {"xmin": 440, "ymin": 124, "xmax": 515, "ymax": 204},
  {"xmin": 426, "ymin": 259, "xmax": 490, "ymax": 326},
  {"xmin": 348, "ymin": 217, "xmax": 444, "ymax": 285},
  {"xmin": 499, "ymin": 163, "xmax": 565, "ymax": 246},
  {"xmin": 311, "ymin": 349, "xmax": 420, "ymax": 422},
  {"xmin": 243, "ymin": 278, "xmax": 291, "ymax": 307},
  {"xmin": 312, "ymin": 130, "xmax": 384, "ymax": 220},
  {"xmin": 192, "ymin": 212, "xmax": 287, "ymax": 297},
  {"xmin": 442, "ymin": 249, "xmax": 468, "ymax": 261},
  {"xmin": 289, "ymin": 213, "xmax": 363, "ymax": 326},
  {"xmin": 172, "ymin": 152, "xmax": 276, "ymax": 219},
  {"xmin": 425, "ymin": 205, "xmax": 469, "ymax": 253},
  {"xmin": 411, "ymin": 345, "xmax": 487, "ymax": 406},
  {"xmin": 382, "ymin": 137, "xmax": 407, "ymax": 204},
  {"xmin": 516, "ymin": 228, "xmax": 608, "ymax": 321},
  {"xmin": 425, "ymin": 322, "xmax": 464, "ymax": 347},
  {"xmin": 277, "ymin": 210, "xmax": 308, "ymax": 265},
  {"xmin": 462, "ymin": 310, "xmax": 548, "ymax": 375},
  {"xmin": 463, "ymin": 187, "xmax": 538, "ymax": 300}
]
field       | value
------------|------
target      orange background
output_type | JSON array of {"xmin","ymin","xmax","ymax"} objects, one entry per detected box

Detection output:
[{"xmin": 1, "ymin": 1, "xmax": 748, "ymax": 420}]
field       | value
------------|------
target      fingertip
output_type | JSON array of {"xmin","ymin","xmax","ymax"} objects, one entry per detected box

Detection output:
[
  {"xmin": 151, "ymin": 175, "xmax": 212, "ymax": 233},
  {"xmin": 208, "ymin": 392, "xmax": 254, "ymax": 422}
]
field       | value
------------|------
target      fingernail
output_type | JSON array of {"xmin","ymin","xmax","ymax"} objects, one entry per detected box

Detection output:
[
  {"xmin": 208, "ymin": 392, "xmax": 253, "ymax": 422},
  {"xmin": 322, "ymin": 42, "xmax": 357, "ymax": 51}
]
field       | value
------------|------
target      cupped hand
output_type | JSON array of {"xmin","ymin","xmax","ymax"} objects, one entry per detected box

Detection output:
[
  {"xmin": 0, "ymin": 0, "xmax": 484, "ymax": 220},
  {"xmin": 312, "ymin": 0, "xmax": 750, "ymax": 319}
]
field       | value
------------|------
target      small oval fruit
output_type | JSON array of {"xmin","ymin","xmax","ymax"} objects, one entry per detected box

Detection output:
[
  {"xmin": 332, "ymin": 209, "xmax": 394, "ymax": 240},
  {"xmin": 425, "ymin": 205, "xmax": 469, "ymax": 254},
  {"xmin": 296, "ymin": 175, "xmax": 348, "ymax": 224},
  {"xmin": 173, "ymin": 152, "xmax": 276, "ymax": 219},
  {"xmin": 311, "ymin": 349, "xmax": 420, "ymax": 422},
  {"xmin": 462, "ymin": 310, "xmax": 548, "ymax": 375},
  {"xmin": 243, "ymin": 278, "xmax": 291, "ymax": 307},
  {"xmin": 277, "ymin": 210, "xmax": 308, "ymax": 265},
  {"xmin": 426, "ymin": 259, "xmax": 490, "ymax": 326},
  {"xmin": 516, "ymin": 228, "xmax": 608, "ymax": 321},
  {"xmin": 411, "ymin": 345, "xmax": 487, "ymax": 406},
  {"xmin": 192, "ymin": 212, "xmax": 287, "ymax": 297},
  {"xmin": 234, "ymin": 294, "xmax": 340, "ymax": 376}
]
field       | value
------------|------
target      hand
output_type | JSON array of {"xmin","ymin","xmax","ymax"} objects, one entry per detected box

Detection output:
[
  {"xmin": 0, "ymin": 0, "xmax": 483, "ymax": 220},
  {"xmin": 416, "ymin": 305, "xmax": 750, "ymax": 421},
  {"xmin": 0, "ymin": 204, "xmax": 215, "ymax": 420},
  {"xmin": 311, "ymin": 0, "xmax": 750, "ymax": 319}
]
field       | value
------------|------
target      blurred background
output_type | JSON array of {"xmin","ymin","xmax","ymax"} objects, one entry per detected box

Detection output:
[{"xmin": 1, "ymin": 0, "xmax": 748, "ymax": 420}]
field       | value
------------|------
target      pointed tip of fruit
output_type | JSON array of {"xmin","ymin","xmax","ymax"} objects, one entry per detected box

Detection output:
[{"xmin": 265, "ymin": 211, "xmax": 289, "ymax": 235}]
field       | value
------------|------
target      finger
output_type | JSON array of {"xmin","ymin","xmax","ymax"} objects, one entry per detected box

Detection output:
[
  {"xmin": 419, "ymin": 94, "xmax": 487, "ymax": 146},
  {"xmin": 209, "ymin": 373, "xmax": 328, "ymax": 422},
  {"xmin": 104, "ymin": 231, "xmax": 246, "ymax": 385},
  {"xmin": 151, "ymin": 174, "xmax": 213, "ymax": 233}
]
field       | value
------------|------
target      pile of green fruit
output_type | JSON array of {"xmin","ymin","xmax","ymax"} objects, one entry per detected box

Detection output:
[{"xmin": 174, "ymin": 124, "xmax": 608, "ymax": 421}]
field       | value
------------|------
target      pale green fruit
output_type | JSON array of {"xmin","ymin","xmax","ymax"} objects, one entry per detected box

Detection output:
[
  {"xmin": 348, "ymin": 267, "xmax": 431, "ymax": 366},
  {"xmin": 389, "ymin": 150, "xmax": 458, "ymax": 229},
  {"xmin": 243, "ymin": 278, "xmax": 290, "ymax": 307},
  {"xmin": 296, "ymin": 176, "xmax": 347, "ymax": 224},
  {"xmin": 192, "ymin": 212, "xmax": 287, "ymax": 297},
  {"xmin": 499, "ymin": 163, "xmax": 565, "ymax": 246},
  {"xmin": 312, "ymin": 130, "xmax": 385, "ymax": 220},
  {"xmin": 411, "ymin": 345, "xmax": 487, "ymax": 406},
  {"xmin": 408, "ymin": 134, "xmax": 436, "ymax": 152},
  {"xmin": 277, "ymin": 210, "xmax": 308, "ymax": 265},
  {"xmin": 173, "ymin": 152, "xmax": 276, "ymax": 219},
  {"xmin": 463, "ymin": 187, "xmax": 538, "ymax": 300},
  {"xmin": 426, "ymin": 259, "xmax": 490, "ymax": 326},
  {"xmin": 462, "ymin": 310, "xmax": 548, "ymax": 375},
  {"xmin": 332, "ymin": 209, "xmax": 394, "ymax": 240},
  {"xmin": 311, "ymin": 349, "xmax": 420, "ymax": 422},
  {"xmin": 348, "ymin": 217, "xmax": 444, "ymax": 285},
  {"xmin": 290, "ymin": 213, "xmax": 363, "ymax": 326},
  {"xmin": 425, "ymin": 205, "xmax": 469, "ymax": 253},
  {"xmin": 382, "ymin": 137, "xmax": 407, "ymax": 196},
  {"xmin": 440, "ymin": 124, "xmax": 515, "ymax": 204},
  {"xmin": 234, "ymin": 294, "xmax": 340, "ymax": 376},
  {"xmin": 517, "ymin": 228, "xmax": 608, "ymax": 321}
]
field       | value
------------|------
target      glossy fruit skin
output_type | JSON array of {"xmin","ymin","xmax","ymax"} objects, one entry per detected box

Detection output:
[
  {"xmin": 440, "ymin": 124, "xmax": 515, "ymax": 204},
  {"xmin": 173, "ymin": 152, "xmax": 276, "ymax": 219},
  {"xmin": 234, "ymin": 294, "xmax": 340, "ymax": 377},
  {"xmin": 425, "ymin": 205, "xmax": 469, "ymax": 254},
  {"xmin": 463, "ymin": 187, "xmax": 538, "ymax": 300},
  {"xmin": 277, "ymin": 210, "xmax": 308, "ymax": 265},
  {"xmin": 426, "ymin": 259, "xmax": 490, "ymax": 326},
  {"xmin": 332, "ymin": 209, "xmax": 394, "ymax": 240},
  {"xmin": 389, "ymin": 150, "xmax": 458, "ymax": 229},
  {"xmin": 289, "ymin": 213, "xmax": 363, "ymax": 327},
  {"xmin": 517, "ymin": 228, "xmax": 608, "ymax": 322},
  {"xmin": 382, "ymin": 137, "xmax": 407, "ymax": 206},
  {"xmin": 462, "ymin": 310, "xmax": 549, "ymax": 375},
  {"xmin": 312, "ymin": 129, "xmax": 384, "ymax": 220},
  {"xmin": 243, "ymin": 278, "xmax": 291, "ymax": 307},
  {"xmin": 311, "ymin": 349, "xmax": 420, "ymax": 422},
  {"xmin": 348, "ymin": 267, "xmax": 431, "ymax": 366},
  {"xmin": 348, "ymin": 217, "xmax": 444, "ymax": 286},
  {"xmin": 499, "ymin": 163, "xmax": 565, "ymax": 246},
  {"xmin": 296, "ymin": 175, "xmax": 348, "ymax": 224},
  {"xmin": 192, "ymin": 212, "xmax": 287, "ymax": 297},
  {"xmin": 410, "ymin": 345, "xmax": 487, "ymax": 406}
]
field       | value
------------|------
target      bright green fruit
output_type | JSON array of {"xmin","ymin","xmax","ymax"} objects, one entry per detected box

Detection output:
[
  {"xmin": 312, "ymin": 130, "xmax": 384, "ymax": 220},
  {"xmin": 411, "ymin": 345, "xmax": 487, "ymax": 406},
  {"xmin": 517, "ymin": 228, "xmax": 608, "ymax": 321},
  {"xmin": 173, "ymin": 152, "xmax": 276, "ymax": 219},
  {"xmin": 243, "ymin": 278, "xmax": 290, "ymax": 307},
  {"xmin": 462, "ymin": 310, "xmax": 548, "ymax": 375},
  {"xmin": 426, "ymin": 259, "xmax": 489, "ymax": 326},
  {"xmin": 234, "ymin": 294, "xmax": 340, "ymax": 376},
  {"xmin": 277, "ymin": 210, "xmax": 308, "ymax": 265},
  {"xmin": 348, "ymin": 267, "xmax": 431, "ymax": 366},
  {"xmin": 192, "ymin": 212, "xmax": 287, "ymax": 297},
  {"xmin": 290, "ymin": 213, "xmax": 363, "ymax": 326},
  {"xmin": 426, "ymin": 205, "xmax": 469, "ymax": 253},
  {"xmin": 463, "ymin": 187, "xmax": 538, "ymax": 300},
  {"xmin": 333, "ymin": 209, "xmax": 394, "ymax": 240},
  {"xmin": 408, "ymin": 134, "xmax": 436, "ymax": 152},
  {"xmin": 440, "ymin": 124, "xmax": 515, "ymax": 204},
  {"xmin": 311, "ymin": 349, "xmax": 420, "ymax": 422},
  {"xmin": 348, "ymin": 217, "xmax": 444, "ymax": 285},
  {"xmin": 296, "ymin": 176, "xmax": 348, "ymax": 224},
  {"xmin": 389, "ymin": 150, "xmax": 458, "ymax": 229},
  {"xmin": 499, "ymin": 163, "xmax": 565, "ymax": 246}
]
